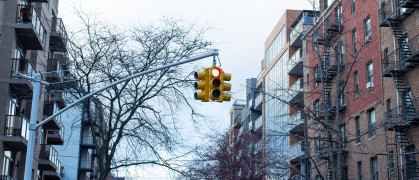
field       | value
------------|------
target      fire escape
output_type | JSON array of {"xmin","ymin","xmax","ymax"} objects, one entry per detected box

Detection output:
[
  {"xmin": 313, "ymin": 7, "xmax": 346, "ymax": 179},
  {"xmin": 379, "ymin": 0, "xmax": 419, "ymax": 179}
]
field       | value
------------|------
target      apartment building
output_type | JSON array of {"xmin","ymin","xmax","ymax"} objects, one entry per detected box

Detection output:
[
  {"xmin": 378, "ymin": 0, "xmax": 419, "ymax": 179},
  {"xmin": 0, "ymin": 0, "xmax": 68, "ymax": 179},
  {"xmin": 303, "ymin": 0, "xmax": 418, "ymax": 179}
]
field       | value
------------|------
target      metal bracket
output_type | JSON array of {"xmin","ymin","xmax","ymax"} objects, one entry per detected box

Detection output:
[{"xmin": 29, "ymin": 124, "xmax": 37, "ymax": 130}]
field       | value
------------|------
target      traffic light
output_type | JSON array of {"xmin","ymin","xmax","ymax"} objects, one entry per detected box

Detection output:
[
  {"xmin": 209, "ymin": 66, "xmax": 232, "ymax": 102},
  {"xmin": 194, "ymin": 68, "xmax": 209, "ymax": 102},
  {"xmin": 220, "ymin": 69, "xmax": 232, "ymax": 102}
]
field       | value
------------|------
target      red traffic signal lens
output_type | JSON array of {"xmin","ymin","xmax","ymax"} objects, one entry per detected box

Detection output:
[{"xmin": 211, "ymin": 68, "xmax": 221, "ymax": 78}]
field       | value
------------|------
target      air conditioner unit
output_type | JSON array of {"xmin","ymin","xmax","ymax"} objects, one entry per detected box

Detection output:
[{"xmin": 366, "ymin": 82, "xmax": 374, "ymax": 89}]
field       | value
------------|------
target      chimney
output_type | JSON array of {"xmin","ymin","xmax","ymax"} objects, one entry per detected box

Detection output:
[{"xmin": 319, "ymin": 0, "xmax": 328, "ymax": 14}]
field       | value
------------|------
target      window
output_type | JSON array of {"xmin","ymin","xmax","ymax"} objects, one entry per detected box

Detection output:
[
  {"xmin": 370, "ymin": 157, "xmax": 378, "ymax": 180},
  {"xmin": 306, "ymin": 40, "xmax": 309, "ymax": 56},
  {"xmin": 339, "ymin": 81, "xmax": 346, "ymax": 107},
  {"xmin": 307, "ymin": 73, "xmax": 310, "ymax": 89},
  {"xmin": 389, "ymin": 151, "xmax": 395, "ymax": 175},
  {"xmin": 315, "ymin": 137, "xmax": 321, "ymax": 154},
  {"xmin": 355, "ymin": 116, "xmax": 361, "ymax": 143},
  {"xmin": 340, "ymin": 123, "xmax": 347, "ymax": 149},
  {"xmin": 354, "ymin": 71, "xmax": 359, "ymax": 96},
  {"xmin": 314, "ymin": 66, "xmax": 319, "ymax": 88},
  {"xmin": 384, "ymin": 48, "xmax": 389, "ymax": 68},
  {"xmin": 342, "ymin": 166, "xmax": 348, "ymax": 180},
  {"xmin": 351, "ymin": 0, "xmax": 356, "ymax": 14},
  {"xmin": 3, "ymin": 150, "xmax": 15, "ymax": 178},
  {"xmin": 386, "ymin": 99, "xmax": 391, "ymax": 113},
  {"xmin": 368, "ymin": 109, "xmax": 376, "ymax": 137},
  {"xmin": 366, "ymin": 62, "xmax": 373, "ymax": 87},
  {"xmin": 314, "ymin": 100, "xmax": 321, "ymax": 119},
  {"xmin": 406, "ymin": 145, "xmax": 417, "ymax": 179},
  {"xmin": 353, "ymin": 29, "xmax": 357, "ymax": 54},
  {"xmin": 364, "ymin": 16, "xmax": 371, "ymax": 42},
  {"xmin": 357, "ymin": 161, "xmax": 363, "ymax": 180}
]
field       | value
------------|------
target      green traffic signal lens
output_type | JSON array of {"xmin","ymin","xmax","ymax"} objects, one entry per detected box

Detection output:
[{"xmin": 212, "ymin": 89, "xmax": 221, "ymax": 98}]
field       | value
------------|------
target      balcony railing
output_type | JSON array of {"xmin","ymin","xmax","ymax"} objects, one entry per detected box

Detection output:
[
  {"xmin": 378, "ymin": 0, "xmax": 418, "ymax": 26},
  {"xmin": 50, "ymin": 18, "xmax": 68, "ymax": 52},
  {"xmin": 254, "ymin": 140, "xmax": 262, "ymax": 154},
  {"xmin": 288, "ymin": 49, "xmax": 303, "ymax": 75},
  {"xmin": 289, "ymin": 15, "xmax": 314, "ymax": 47},
  {"xmin": 47, "ymin": 57, "xmax": 65, "ymax": 82},
  {"xmin": 288, "ymin": 141, "xmax": 304, "ymax": 162},
  {"xmin": 16, "ymin": 4, "xmax": 45, "ymax": 49},
  {"xmin": 385, "ymin": 97, "xmax": 419, "ymax": 129},
  {"xmin": 325, "ymin": 13, "xmax": 342, "ymax": 32},
  {"xmin": 0, "ymin": 175, "xmax": 17, "ymax": 180},
  {"xmin": 11, "ymin": 58, "xmax": 36, "ymax": 78},
  {"xmin": 248, "ymin": 119, "xmax": 253, "ymax": 131},
  {"xmin": 4, "ymin": 115, "xmax": 29, "ymax": 140},
  {"xmin": 80, "ymin": 156, "xmax": 94, "ymax": 171},
  {"xmin": 382, "ymin": 34, "xmax": 419, "ymax": 77},
  {"xmin": 286, "ymin": 78, "xmax": 304, "ymax": 103},
  {"xmin": 288, "ymin": 111, "xmax": 304, "ymax": 132},
  {"xmin": 39, "ymin": 144, "xmax": 59, "ymax": 167},
  {"xmin": 255, "ymin": 115, "xmax": 262, "ymax": 131},
  {"xmin": 254, "ymin": 92, "xmax": 263, "ymax": 110}
]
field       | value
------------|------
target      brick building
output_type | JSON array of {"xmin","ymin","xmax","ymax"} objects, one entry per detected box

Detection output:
[{"xmin": 302, "ymin": 0, "xmax": 418, "ymax": 179}]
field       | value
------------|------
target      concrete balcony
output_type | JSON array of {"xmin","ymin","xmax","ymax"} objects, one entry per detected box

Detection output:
[
  {"xmin": 288, "ymin": 111, "xmax": 304, "ymax": 133},
  {"xmin": 286, "ymin": 78, "xmax": 304, "ymax": 104},
  {"xmin": 2, "ymin": 115, "xmax": 29, "ymax": 150},
  {"xmin": 50, "ymin": 18, "xmax": 68, "ymax": 52},
  {"xmin": 289, "ymin": 15, "xmax": 314, "ymax": 47},
  {"xmin": 254, "ymin": 93, "xmax": 263, "ymax": 111},
  {"xmin": 50, "ymin": 90, "xmax": 67, "ymax": 109},
  {"xmin": 254, "ymin": 115, "xmax": 262, "ymax": 133},
  {"xmin": 43, "ymin": 101, "xmax": 62, "ymax": 130},
  {"xmin": 254, "ymin": 140, "xmax": 262, "ymax": 155},
  {"xmin": 288, "ymin": 49, "xmax": 303, "ymax": 75},
  {"xmin": 15, "ymin": 4, "xmax": 45, "ymax": 50},
  {"xmin": 39, "ymin": 144, "xmax": 59, "ymax": 171},
  {"xmin": 46, "ymin": 57, "xmax": 65, "ymax": 83},
  {"xmin": 288, "ymin": 141, "xmax": 304, "ymax": 162},
  {"xmin": 10, "ymin": 58, "xmax": 37, "ymax": 97},
  {"xmin": 43, "ymin": 160, "xmax": 61, "ymax": 180},
  {"xmin": 81, "ymin": 135, "xmax": 95, "ymax": 149},
  {"xmin": 46, "ymin": 125, "xmax": 64, "ymax": 145},
  {"xmin": 79, "ymin": 156, "xmax": 94, "ymax": 172}
]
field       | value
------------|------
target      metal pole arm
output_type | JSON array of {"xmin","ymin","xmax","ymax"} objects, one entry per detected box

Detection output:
[{"xmin": 35, "ymin": 50, "xmax": 219, "ymax": 129}]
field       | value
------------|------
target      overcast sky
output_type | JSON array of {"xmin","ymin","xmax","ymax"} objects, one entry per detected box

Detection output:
[{"xmin": 59, "ymin": 0, "xmax": 313, "ymax": 178}]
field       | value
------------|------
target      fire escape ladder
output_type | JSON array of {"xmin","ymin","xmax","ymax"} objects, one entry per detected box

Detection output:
[
  {"xmin": 397, "ymin": 130, "xmax": 419, "ymax": 179},
  {"xmin": 388, "ymin": 19, "xmax": 413, "ymax": 61},
  {"xmin": 385, "ymin": 130, "xmax": 401, "ymax": 178},
  {"xmin": 392, "ymin": 74, "xmax": 416, "ymax": 116}
]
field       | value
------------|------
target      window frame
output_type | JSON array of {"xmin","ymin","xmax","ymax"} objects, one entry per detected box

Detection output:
[
  {"xmin": 355, "ymin": 116, "xmax": 361, "ymax": 143},
  {"xmin": 354, "ymin": 71, "xmax": 359, "ymax": 96},
  {"xmin": 364, "ymin": 16, "xmax": 371, "ymax": 42},
  {"xmin": 370, "ymin": 156, "xmax": 378, "ymax": 180},
  {"xmin": 351, "ymin": 0, "xmax": 356, "ymax": 14},
  {"xmin": 357, "ymin": 161, "xmax": 363, "ymax": 180},
  {"xmin": 353, "ymin": 29, "xmax": 357, "ymax": 54},
  {"xmin": 366, "ymin": 61, "xmax": 373, "ymax": 85},
  {"xmin": 368, "ymin": 109, "xmax": 376, "ymax": 137}
]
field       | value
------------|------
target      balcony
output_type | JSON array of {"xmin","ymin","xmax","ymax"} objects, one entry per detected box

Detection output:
[
  {"xmin": 382, "ymin": 35, "xmax": 419, "ymax": 77},
  {"xmin": 79, "ymin": 156, "xmax": 94, "ymax": 172},
  {"xmin": 50, "ymin": 18, "xmax": 68, "ymax": 52},
  {"xmin": 254, "ymin": 140, "xmax": 262, "ymax": 154},
  {"xmin": 288, "ymin": 49, "xmax": 303, "ymax": 75},
  {"xmin": 248, "ymin": 119, "xmax": 253, "ymax": 131},
  {"xmin": 288, "ymin": 111, "xmax": 304, "ymax": 133},
  {"xmin": 43, "ymin": 160, "xmax": 61, "ymax": 180},
  {"xmin": 0, "ymin": 175, "xmax": 17, "ymax": 180},
  {"xmin": 81, "ymin": 135, "xmax": 95, "ymax": 149},
  {"xmin": 2, "ymin": 115, "xmax": 29, "ymax": 150},
  {"xmin": 50, "ymin": 90, "xmax": 66, "ymax": 109},
  {"xmin": 288, "ymin": 141, "xmax": 304, "ymax": 162},
  {"xmin": 46, "ymin": 57, "xmax": 65, "ymax": 83},
  {"xmin": 43, "ymin": 101, "xmax": 62, "ymax": 130},
  {"xmin": 254, "ymin": 92, "xmax": 263, "ymax": 111},
  {"xmin": 39, "ymin": 144, "xmax": 59, "ymax": 171},
  {"xmin": 290, "ymin": 15, "xmax": 314, "ymax": 47},
  {"xmin": 385, "ymin": 97, "xmax": 419, "ymax": 130},
  {"xmin": 10, "ymin": 58, "xmax": 36, "ymax": 96},
  {"xmin": 46, "ymin": 125, "xmax": 64, "ymax": 145},
  {"xmin": 15, "ymin": 4, "xmax": 45, "ymax": 50},
  {"xmin": 286, "ymin": 78, "xmax": 304, "ymax": 104},
  {"xmin": 378, "ymin": 0, "xmax": 419, "ymax": 27},
  {"xmin": 325, "ymin": 13, "xmax": 342, "ymax": 33},
  {"xmin": 254, "ymin": 115, "xmax": 262, "ymax": 133}
]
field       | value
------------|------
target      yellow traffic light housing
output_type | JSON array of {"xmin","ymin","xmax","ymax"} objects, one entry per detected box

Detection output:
[
  {"xmin": 194, "ymin": 68, "xmax": 209, "ymax": 102},
  {"xmin": 209, "ymin": 66, "xmax": 222, "ymax": 101},
  {"xmin": 220, "ymin": 70, "xmax": 232, "ymax": 102}
]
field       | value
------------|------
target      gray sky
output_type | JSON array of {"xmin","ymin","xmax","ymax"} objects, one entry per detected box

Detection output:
[{"xmin": 59, "ymin": 0, "xmax": 313, "ymax": 178}]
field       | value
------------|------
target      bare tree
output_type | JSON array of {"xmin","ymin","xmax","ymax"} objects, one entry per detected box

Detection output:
[{"xmin": 66, "ymin": 9, "xmax": 213, "ymax": 179}]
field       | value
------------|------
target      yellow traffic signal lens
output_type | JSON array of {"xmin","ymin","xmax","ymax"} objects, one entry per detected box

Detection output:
[
  {"xmin": 212, "ymin": 79, "xmax": 221, "ymax": 87},
  {"xmin": 211, "ymin": 68, "xmax": 221, "ymax": 77}
]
